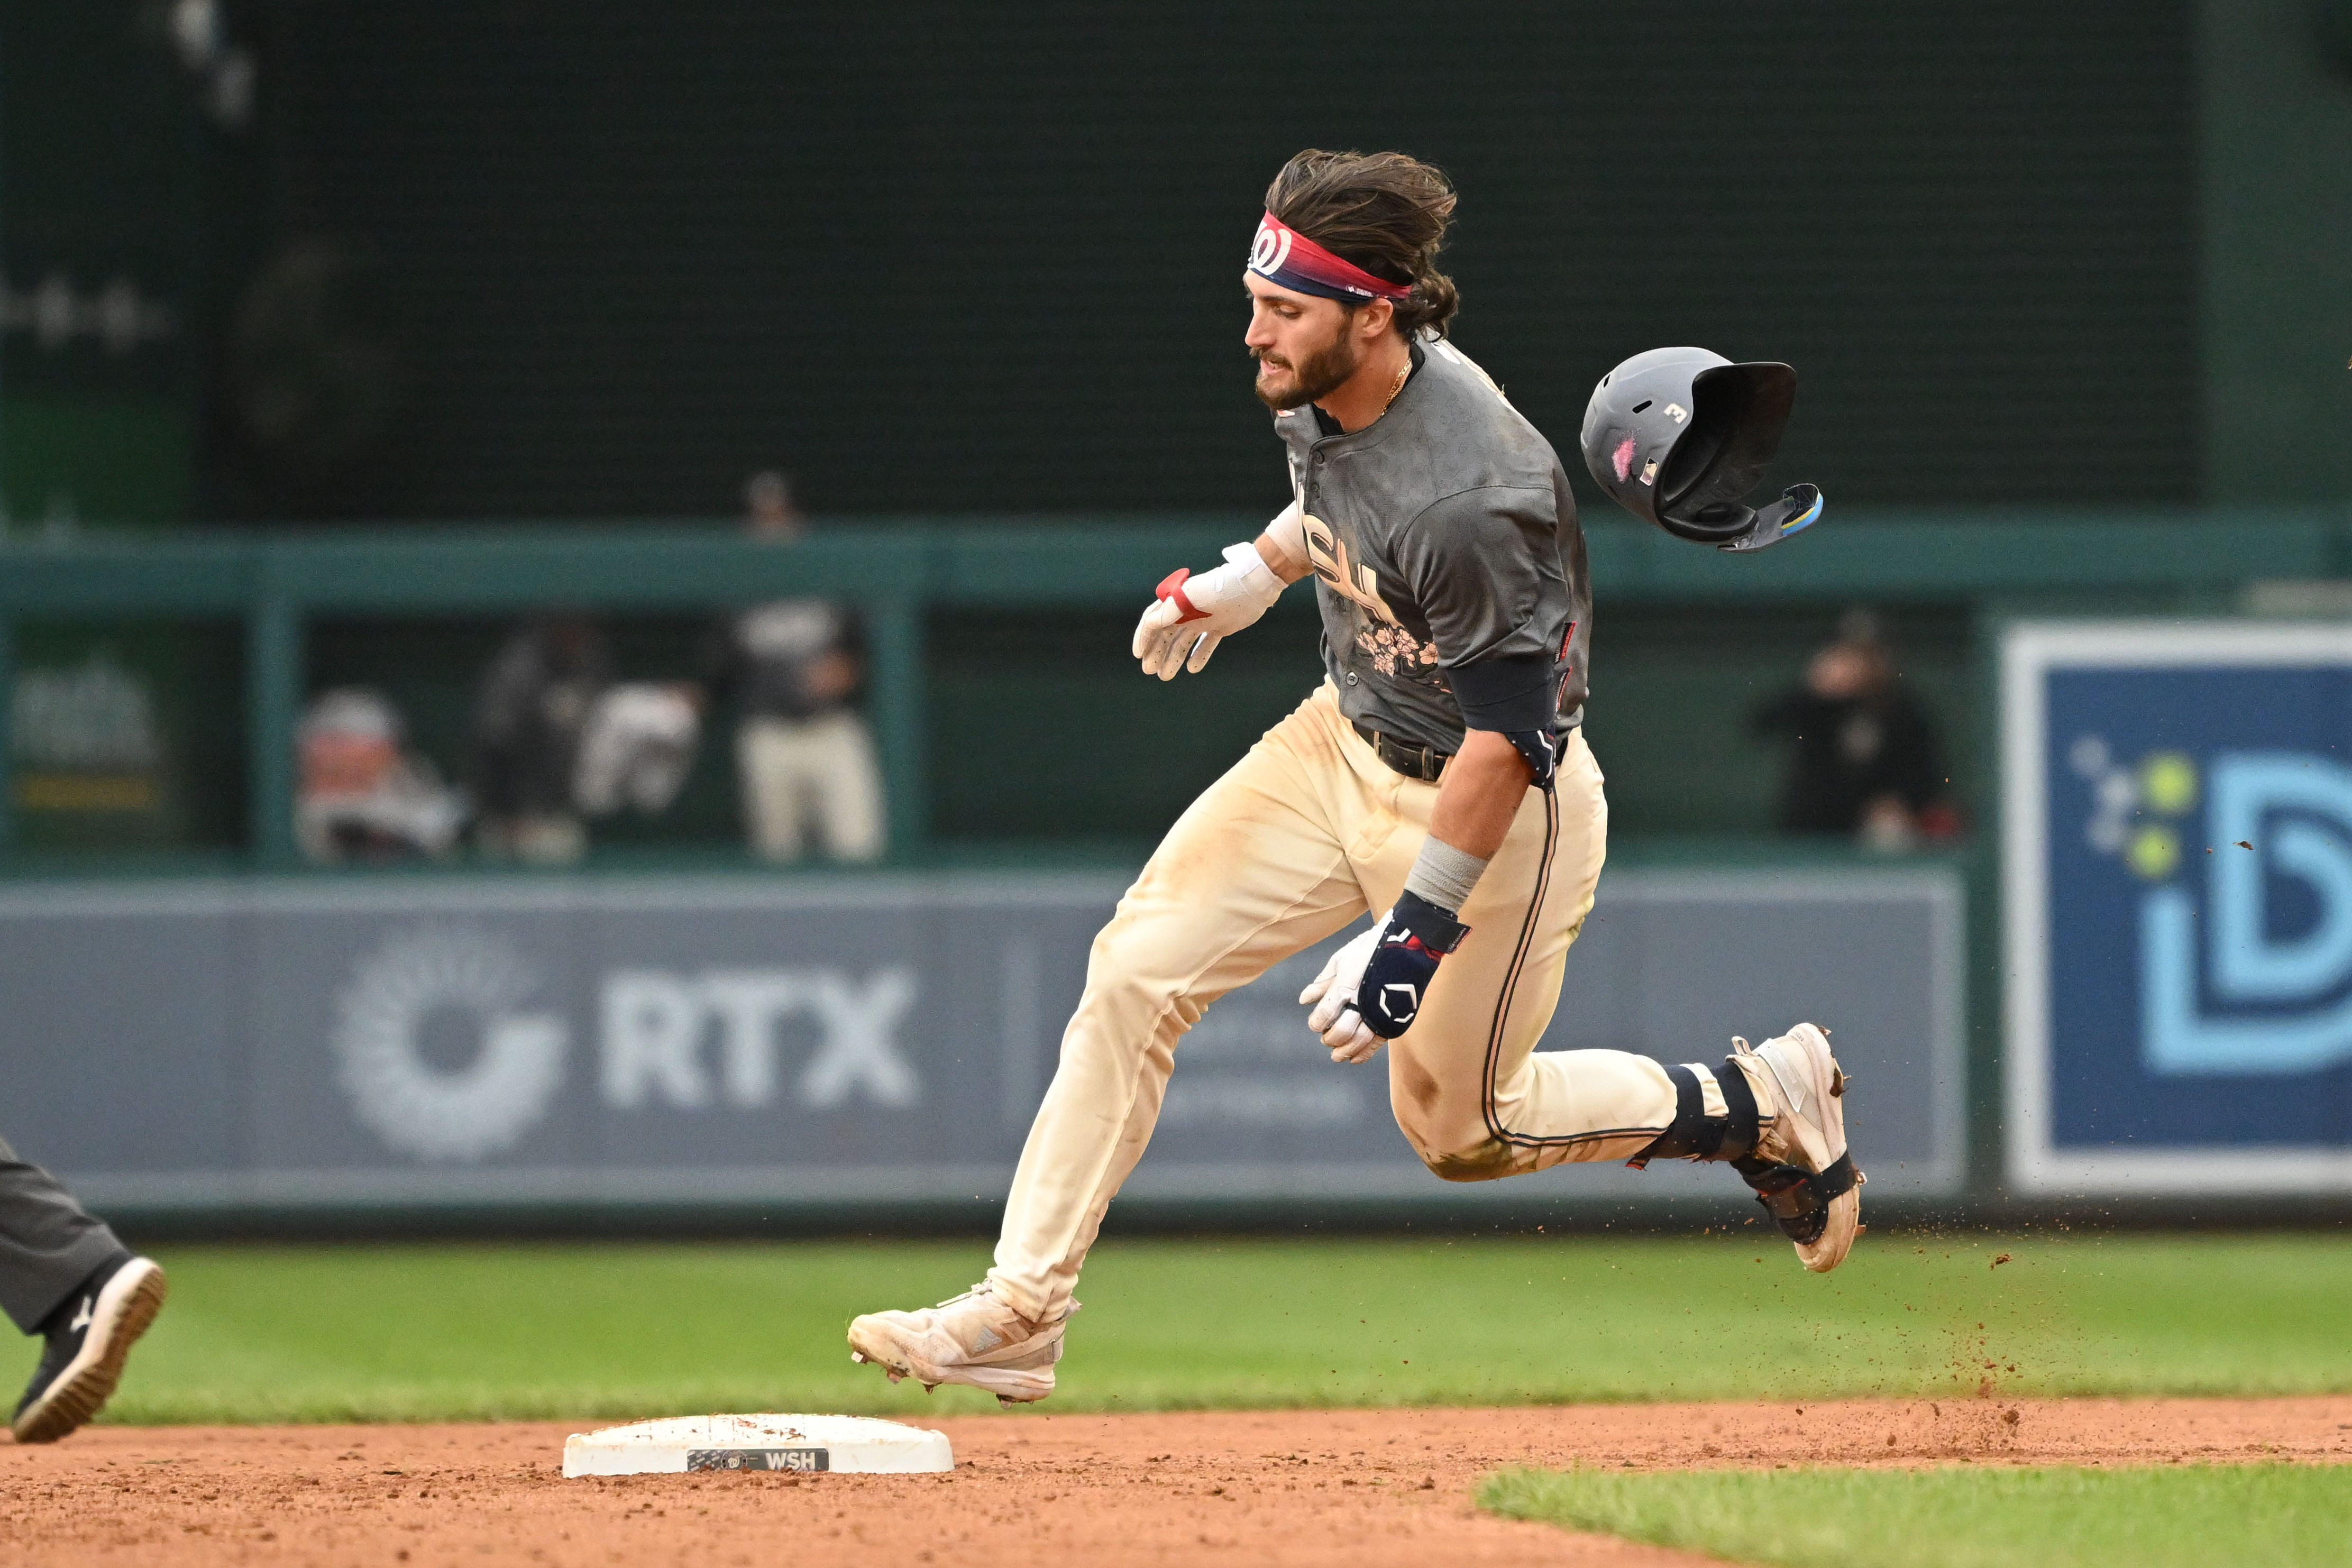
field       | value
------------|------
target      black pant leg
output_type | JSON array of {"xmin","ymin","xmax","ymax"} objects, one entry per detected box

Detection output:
[{"xmin": 0, "ymin": 1135, "xmax": 125, "ymax": 1334}]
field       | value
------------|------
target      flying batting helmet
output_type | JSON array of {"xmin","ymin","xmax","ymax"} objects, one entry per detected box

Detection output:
[{"xmin": 1579, "ymin": 346, "xmax": 1822, "ymax": 553}]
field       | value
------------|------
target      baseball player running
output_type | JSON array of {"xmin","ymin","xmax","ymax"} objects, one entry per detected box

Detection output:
[{"xmin": 849, "ymin": 149, "xmax": 1855, "ymax": 1404}]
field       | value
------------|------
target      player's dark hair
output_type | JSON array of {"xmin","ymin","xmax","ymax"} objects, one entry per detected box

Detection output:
[{"xmin": 1265, "ymin": 149, "xmax": 1461, "ymax": 339}]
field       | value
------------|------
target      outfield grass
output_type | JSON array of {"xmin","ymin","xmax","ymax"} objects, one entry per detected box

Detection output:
[
  {"xmin": 1478, "ymin": 1463, "xmax": 2352, "ymax": 1568},
  {"xmin": 5, "ymin": 1232, "xmax": 2345, "ymax": 1424}
]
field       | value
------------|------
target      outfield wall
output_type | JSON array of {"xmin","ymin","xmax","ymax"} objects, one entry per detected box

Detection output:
[{"xmin": 0, "ymin": 868, "xmax": 1962, "ymax": 1221}]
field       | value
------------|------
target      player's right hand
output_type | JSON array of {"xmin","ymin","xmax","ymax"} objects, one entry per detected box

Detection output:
[
  {"xmin": 1301, "ymin": 923, "xmax": 1385, "ymax": 1063},
  {"xmin": 1132, "ymin": 541, "xmax": 1285, "ymax": 680}
]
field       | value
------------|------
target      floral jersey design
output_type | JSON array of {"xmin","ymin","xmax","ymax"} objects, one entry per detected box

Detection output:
[{"xmin": 1358, "ymin": 622, "xmax": 1443, "ymax": 678}]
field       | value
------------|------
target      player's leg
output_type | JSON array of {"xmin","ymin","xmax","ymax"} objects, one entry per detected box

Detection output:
[
  {"xmin": 1361, "ymin": 728, "xmax": 1676, "ymax": 1175},
  {"xmin": 1, "ymin": 1136, "xmax": 167, "ymax": 1442},
  {"xmin": 737, "ymin": 717, "xmax": 804, "ymax": 861},
  {"xmin": 1368, "ymin": 731, "xmax": 1862, "ymax": 1270},
  {"xmin": 807, "ymin": 711, "xmax": 886, "ymax": 863},
  {"xmin": 0, "ymin": 1140, "xmax": 123, "ymax": 1337},
  {"xmin": 847, "ymin": 685, "xmax": 1376, "ymax": 1400}
]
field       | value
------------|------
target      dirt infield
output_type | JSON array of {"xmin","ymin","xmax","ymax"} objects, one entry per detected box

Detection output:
[{"xmin": 7, "ymin": 1397, "xmax": 2349, "ymax": 1568}]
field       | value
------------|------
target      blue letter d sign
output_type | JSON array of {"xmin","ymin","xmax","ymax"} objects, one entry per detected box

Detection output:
[{"xmin": 2143, "ymin": 753, "xmax": 2352, "ymax": 1075}]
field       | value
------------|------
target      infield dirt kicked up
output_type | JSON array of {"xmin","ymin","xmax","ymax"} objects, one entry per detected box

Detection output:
[{"xmin": 7, "ymin": 1396, "xmax": 2349, "ymax": 1568}]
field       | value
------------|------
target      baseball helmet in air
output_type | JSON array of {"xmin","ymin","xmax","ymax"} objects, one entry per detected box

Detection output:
[{"xmin": 1579, "ymin": 346, "xmax": 1823, "ymax": 553}]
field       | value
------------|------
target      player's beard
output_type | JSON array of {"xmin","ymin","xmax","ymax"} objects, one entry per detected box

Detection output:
[{"xmin": 1253, "ymin": 324, "xmax": 1361, "ymax": 412}]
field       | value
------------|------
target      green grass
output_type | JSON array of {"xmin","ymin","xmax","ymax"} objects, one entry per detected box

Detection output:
[
  {"xmin": 5, "ymin": 1232, "xmax": 2345, "ymax": 1425},
  {"xmin": 1478, "ymin": 1463, "xmax": 2352, "ymax": 1568}
]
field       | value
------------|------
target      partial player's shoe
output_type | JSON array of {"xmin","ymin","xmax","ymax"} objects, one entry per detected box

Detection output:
[
  {"xmin": 11, "ymin": 1253, "xmax": 168, "ymax": 1443},
  {"xmin": 847, "ymin": 1284, "xmax": 1075, "ymax": 1406},
  {"xmin": 1734, "ymin": 1024, "xmax": 1862, "ymax": 1274}
]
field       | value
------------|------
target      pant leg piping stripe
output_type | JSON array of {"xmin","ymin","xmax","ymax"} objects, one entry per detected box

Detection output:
[{"xmin": 1478, "ymin": 787, "xmax": 1601, "ymax": 1150}]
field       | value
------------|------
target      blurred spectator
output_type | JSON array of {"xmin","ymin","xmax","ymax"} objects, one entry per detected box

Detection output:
[
  {"xmin": 295, "ymin": 687, "xmax": 466, "ymax": 863},
  {"xmin": 1752, "ymin": 609, "xmax": 1959, "ymax": 850},
  {"xmin": 470, "ymin": 614, "xmax": 610, "ymax": 864},
  {"xmin": 708, "ymin": 471, "xmax": 886, "ymax": 863},
  {"xmin": 574, "ymin": 683, "xmax": 702, "ymax": 819},
  {"xmin": 745, "ymin": 469, "xmax": 799, "ymax": 535}
]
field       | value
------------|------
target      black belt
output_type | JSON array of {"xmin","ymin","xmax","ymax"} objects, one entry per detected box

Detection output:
[{"xmin": 1352, "ymin": 720, "xmax": 1450, "ymax": 783}]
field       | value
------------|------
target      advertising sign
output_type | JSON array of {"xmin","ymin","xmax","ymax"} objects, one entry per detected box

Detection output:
[
  {"xmin": 0, "ymin": 867, "xmax": 1962, "ymax": 1216},
  {"xmin": 2004, "ymin": 621, "xmax": 2352, "ymax": 1193}
]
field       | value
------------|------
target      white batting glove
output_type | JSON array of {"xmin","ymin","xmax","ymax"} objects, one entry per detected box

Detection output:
[
  {"xmin": 1132, "ymin": 542, "xmax": 1284, "ymax": 680},
  {"xmin": 1300, "ymin": 921, "xmax": 1385, "ymax": 1063}
]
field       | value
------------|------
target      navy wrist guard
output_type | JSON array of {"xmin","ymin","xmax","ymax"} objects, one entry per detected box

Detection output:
[{"xmin": 1354, "ymin": 891, "xmax": 1469, "ymax": 1039}]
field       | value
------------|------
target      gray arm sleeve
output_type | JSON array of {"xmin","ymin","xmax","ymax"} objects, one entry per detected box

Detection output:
[{"xmin": 1403, "ymin": 835, "xmax": 1490, "ymax": 914}]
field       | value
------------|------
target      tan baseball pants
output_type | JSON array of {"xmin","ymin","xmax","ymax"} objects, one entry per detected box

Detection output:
[
  {"xmin": 987, "ymin": 681, "xmax": 1681, "ymax": 1319},
  {"xmin": 737, "ymin": 712, "xmax": 886, "ymax": 863}
]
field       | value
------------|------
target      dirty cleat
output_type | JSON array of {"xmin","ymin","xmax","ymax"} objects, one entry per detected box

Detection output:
[
  {"xmin": 11, "ymin": 1254, "xmax": 168, "ymax": 1443},
  {"xmin": 1734, "ymin": 1024, "xmax": 1862, "ymax": 1273},
  {"xmin": 847, "ymin": 1284, "xmax": 1075, "ymax": 1406}
]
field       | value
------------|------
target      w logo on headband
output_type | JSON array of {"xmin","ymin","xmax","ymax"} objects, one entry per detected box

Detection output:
[{"xmin": 1249, "ymin": 221, "xmax": 1294, "ymax": 278}]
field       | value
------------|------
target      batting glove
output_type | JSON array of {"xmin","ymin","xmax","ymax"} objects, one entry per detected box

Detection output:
[
  {"xmin": 1301, "ymin": 922, "xmax": 1385, "ymax": 1062},
  {"xmin": 1299, "ymin": 893, "xmax": 1471, "ymax": 1063},
  {"xmin": 1132, "ymin": 542, "xmax": 1284, "ymax": 680}
]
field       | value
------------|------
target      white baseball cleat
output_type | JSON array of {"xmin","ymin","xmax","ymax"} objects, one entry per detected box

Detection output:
[
  {"xmin": 847, "ymin": 1284, "xmax": 1076, "ymax": 1406},
  {"xmin": 1735, "ymin": 1023, "xmax": 1862, "ymax": 1274}
]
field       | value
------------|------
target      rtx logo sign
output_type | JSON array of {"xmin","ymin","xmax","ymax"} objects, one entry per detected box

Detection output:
[
  {"xmin": 334, "ymin": 926, "xmax": 921, "ymax": 1164},
  {"xmin": 599, "ymin": 968, "xmax": 920, "ymax": 1111}
]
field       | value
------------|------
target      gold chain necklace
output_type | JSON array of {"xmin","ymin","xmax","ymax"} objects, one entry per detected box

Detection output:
[{"xmin": 1375, "ymin": 362, "xmax": 1410, "ymax": 420}]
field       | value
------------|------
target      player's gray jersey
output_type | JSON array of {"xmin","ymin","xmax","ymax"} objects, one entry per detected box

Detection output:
[{"xmin": 1274, "ymin": 333, "xmax": 1591, "ymax": 755}]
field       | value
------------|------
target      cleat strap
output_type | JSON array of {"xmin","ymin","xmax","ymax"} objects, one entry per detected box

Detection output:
[
  {"xmin": 1731, "ymin": 1153, "xmax": 1860, "ymax": 1245},
  {"xmin": 1627, "ymin": 1059, "xmax": 1762, "ymax": 1168},
  {"xmin": 1714, "ymin": 1059, "xmax": 1761, "ymax": 1164}
]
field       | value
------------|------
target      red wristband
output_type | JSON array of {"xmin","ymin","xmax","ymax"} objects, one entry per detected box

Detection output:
[{"xmin": 1155, "ymin": 568, "xmax": 1209, "ymax": 623}]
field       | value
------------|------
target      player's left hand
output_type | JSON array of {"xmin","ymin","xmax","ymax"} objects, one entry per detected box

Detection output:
[
  {"xmin": 1302, "ymin": 922, "xmax": 1385, "ymax": 1062},
  {"xmin": 1133, "ymin": 542, "xmax": 1285, "ymax": 680},
  {"xmin": 1301, "ymin": 894, "xmax": 1471, "ymax": 1062}
]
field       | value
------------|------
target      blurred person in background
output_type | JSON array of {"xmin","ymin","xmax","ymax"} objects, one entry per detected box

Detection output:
[
  {"xmin": 1752, "ymin": 608, "xmax": 1957, "ymax": 850},
  {"xmin": 295, "ymin": 687, "xmax": 467, "ymax": 863},
  {"xmin": 707, "ymin": 470, "xmax": 885, "ymax": 863},
  {"xmin": 470, "ymin": 613, "xmax": 611, "ymax": 864},
  {"xmin": 573, "ymin": 681, "xmax": 703, "ymax": 821},
  {"xmin": 3, "ymin": 1135, "xmax": 166, "ymax": 1443}
]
